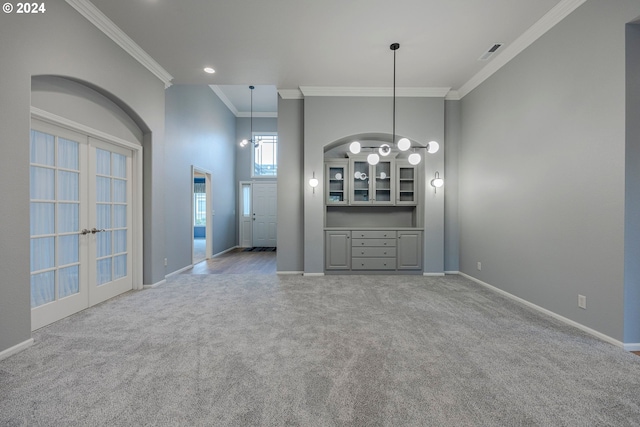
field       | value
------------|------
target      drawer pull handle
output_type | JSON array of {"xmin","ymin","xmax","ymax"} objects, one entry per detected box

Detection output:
[{"xmin": 361, "ymin": 251, "xmax": 364, "ymax": 255}]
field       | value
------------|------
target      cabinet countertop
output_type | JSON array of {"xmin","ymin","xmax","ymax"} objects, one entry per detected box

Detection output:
[{"xmin": 325, "ymin": 227, "xmax": 423, "ymax": 231}]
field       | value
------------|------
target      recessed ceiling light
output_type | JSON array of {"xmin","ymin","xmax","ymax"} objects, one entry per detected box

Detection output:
[{"xmin": 204, "ymin": 67, "xmax": 215, "ymax": 74}]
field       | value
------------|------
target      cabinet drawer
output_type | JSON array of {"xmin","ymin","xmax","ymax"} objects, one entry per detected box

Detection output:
[
  {"xmin": 352, "ymin": 247, "xmax": 396, "ymax": 258},
  {"xmin": 352, "ymin": 238, "xmax": 397, "ymax": 247},
  {"xmin": 352, "ymin": 258, "xmax": 397, "ymax": 270},
  {"xmin": 352, "ymin": 230, "xmax": 397, "ymax": 239}
]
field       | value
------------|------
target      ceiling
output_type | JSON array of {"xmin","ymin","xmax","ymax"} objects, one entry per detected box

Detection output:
[{"xmin": 87, "ymin": 0, "xmax": 568, "ymax": 114}]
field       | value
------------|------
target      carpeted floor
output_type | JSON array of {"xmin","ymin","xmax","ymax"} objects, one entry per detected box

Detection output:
[{"xmin": 1, "ymin": 274, "xmax": 640, "ymax": 426}]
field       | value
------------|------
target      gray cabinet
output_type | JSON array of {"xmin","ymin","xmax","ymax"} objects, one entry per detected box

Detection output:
[
  {"xmin": 349, "ymin": 157, "xmax": 394, "ymax": 205},
  {"xmin": 396, "ymin": 162, "xmax": 417, "ymax": 205},
  {"xmin": 397, "ymin": 231, "xmax": 423, "ymax": 270},
  {"xmin": 325, "ymin": 230, "xmax": 351, "ymax": 270},
  {"xmin": 352, "ymin": 230, "xmax": 397, "ymax": 271},
  {"xmin": 326, "ymin": 160, "xmax": 348, "ymax": 205}
]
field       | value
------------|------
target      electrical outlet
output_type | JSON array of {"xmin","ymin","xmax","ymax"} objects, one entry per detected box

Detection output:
[
  {"xmin": 164, "ymin": 258, "xmax": 168, "ymax": 267},
  {"xmin": 578, "ymin": 294, "xmax": 586, "ymax": 309},
  {"xmin": 477, "ymin": 262, "xmax": 482, "ymax": 271}
]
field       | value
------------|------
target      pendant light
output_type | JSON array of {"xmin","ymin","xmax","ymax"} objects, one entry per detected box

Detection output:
[
  {"xmin": 239, "ymin": 85, "xmax": 257, "ymax": 147},
  {"xmin": 347, "ymin": 43, "xmax": 441, "ymax": 164}
]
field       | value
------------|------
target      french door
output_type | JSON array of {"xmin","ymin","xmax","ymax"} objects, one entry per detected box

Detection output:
[{"xmin": 30, "ymin": 120, "xmax": 133, "ymax": 330}]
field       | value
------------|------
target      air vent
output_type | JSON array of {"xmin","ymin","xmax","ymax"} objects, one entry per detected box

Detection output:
[{"xmin": 478, "ymin": 43, "xmax": 504, "ymax": 61}]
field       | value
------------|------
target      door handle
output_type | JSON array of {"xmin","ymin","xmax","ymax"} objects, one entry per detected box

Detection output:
[{"xmin": 91, "ymin": 228, "xmax": 106, "ymax": 234}]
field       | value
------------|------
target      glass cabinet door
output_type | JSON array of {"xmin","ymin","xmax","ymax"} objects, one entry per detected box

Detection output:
[
  {"xmin": 396, "ymin": 163, "xmax": 416, "ymax": 205},
  {"xmin": 373, "ymin": 161, "xmax": 393, "ymax": 204},
  {"xmin": 351, "ymin": 160, "xmax": 370, "ymax": 204},
  {"xmin": 326, "ymin": 162, "xmax": 348, "ymax": 205}
]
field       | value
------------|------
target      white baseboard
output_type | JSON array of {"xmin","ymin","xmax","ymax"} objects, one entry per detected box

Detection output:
[
  {"xmin": 143, "ymin": 279, "xmax": 167, "ymax": 289},
  {"xmin": 303, "ymin": 273, "xmax": 325, "ymax": 277},
  {"xmin": 423, "ymin": 272, "xmax": 446, "ymax": 277},
  {"xmin": 0, "ymin": 338, "xmax": 34, "ymax": 361},
  {"xmin": 445, "ymin": 270, "xmax": 461, "ymax": 275},
  {"xmin": 459, "ymin": 272, "xmax": 625, "ymax": 350},
  {"xmin": 165, "ymin": 265, "xmax": 193, "ymax": 279},
  {"xmin": 277, "ymin": 271, "xmax": 303, "ymax": 275},
  {"xmin": 212, "ymin": 246, "xmax": 238, "ymax": 258},
  {"xmin": 624, "ymin": 343, "xmax": 640, "ymax": 352}
]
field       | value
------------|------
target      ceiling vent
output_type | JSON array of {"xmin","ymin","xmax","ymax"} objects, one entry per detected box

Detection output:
[{"xmin": 478, "ymin": 43, "xmax": 504, "ymax": 61}]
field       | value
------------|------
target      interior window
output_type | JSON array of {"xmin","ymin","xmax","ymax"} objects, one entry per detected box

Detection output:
[{"xmin": 252, "ymin": 133, "xmax": 277, "ymax": 177}]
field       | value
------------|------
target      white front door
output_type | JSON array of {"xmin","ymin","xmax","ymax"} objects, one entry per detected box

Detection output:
[
  {"xmin": 252, "ymin": 182, "xmax": 277, "ymax": 247},
  {"xmin": 30, "ymin": 121, "xmax": 133, "ymax": 330}
]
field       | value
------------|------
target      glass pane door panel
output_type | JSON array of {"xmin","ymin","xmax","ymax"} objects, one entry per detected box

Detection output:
[
  {"xmin": 97, "ymin": 258, "xmax": 112, "ymax": 285},
  {"xmin": 31, "ymin": 271, "xmax": 55, "ymax": 307},
  {"xmin": 114, "ymin": 255, "xmax": 127, "ymax": 280},
  {"xmin": 113, "ymin": 179, "xmax": 126, "ymax": 203},
  {"xmin": 30, "ymin": 130, "xmax": 55, "ymax": 165},
  {"xmin": 96, "ymin": 149, "xmax": 111, "ymax": 175},
  {"xmin": 97, "ymin": 232, "xmax": 112, "ymax": 258},
  {"xmin": 30, "ymin": 167, "xmax": 55, "ymax": 200},
  {"xmin": 97, "ymin": 205, "xmax": 111, "ymax": 229},
  {"xmin": 96, "ymin": 177, "xmax": 111, "ymax": 202},
  {"xmin": 113, "ymin": 230, "xmax": 127, "ymax": 254},
  {"xmin": 58, "ymin": 138, "xmax": 79, "ymax": 170},
  {"xmin": 30, "ymin": 203, "xmax": 55, "ymax": 235},
  {"xmin": 30, "ymin": 237, "xmax": 55, "ymax": 272},
  {"xmin": 112, "ymin": 153, "xmax": 126, "ymax": 178},
  {"xmin": 113, "ymin": 205, "xmax": 126, "ymax": 228},
  {"xmin": 58, "ymin": 266, "xmax": 79, "ymax": 298},
  {"xmin": 58, "ymin": 235, "xmax": 79, "ymax": 266},
  {"xmin": 58, "ymin": 204, "xmax": 79, "ymax": 233},
  {"xmin": 58, "ymin": 171, "xmax": 79, "ymax": 201}
]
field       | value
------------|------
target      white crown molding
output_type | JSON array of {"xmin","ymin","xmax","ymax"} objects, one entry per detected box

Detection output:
[
  {"xmin": 299, "ymin": 86, "xmax": 451, "ymax": 98},
  {"xmin": 210, "ymin": 86, "xmax": 277, "ymax": 117},
  {"xmin": 278, "ymin": 89, "xmax": 304, "ymax": 100},
  {"xmin": 65, "ymin": 0, "xmax": 173, "ymax": 88},
  {"xmin": 209, "ymin": 85, "xmax": 239, "ymax": 116},
  {"xmin": 237, "ymin": 112, "xmax": 278, "ymax": 118},
  {"xmin": 445, "ymin": 90, "xmax": 461, "ymax": 101},
  {"xmin": 458, "ymin": 0, "xmax": 587, "ymax": 98}
]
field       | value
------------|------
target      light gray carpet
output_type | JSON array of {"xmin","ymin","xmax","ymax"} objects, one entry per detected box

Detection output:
[{"xmin": 1, "ymin": 274, "xmax": 640, "ymax": 426}]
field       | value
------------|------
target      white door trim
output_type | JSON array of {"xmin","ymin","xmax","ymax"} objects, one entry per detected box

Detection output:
[
  {"xmin": 31, "ymin": 107, "xmax": 143, "ymax": 291},
  {"xmin": 192, "ymin": 166, "xmax": 213, "ymax": 264}
]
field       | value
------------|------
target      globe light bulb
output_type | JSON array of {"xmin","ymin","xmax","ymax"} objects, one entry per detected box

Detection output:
[
  {"xmin": 367, "ymin": 153, "xmax": 380, "ymax": 165},
  {"xmin": 397, "ymin": 138, "xmax": 411, "ymax": 151},
  {"xmin": 349, "ymin": 141, "xmax": 361, "ymax": 154},
  {"xmin": 408, "ymin": 152, "xmax": 421, "ymax": 165},
  {"xmin": 379, "ymin": 144, "xmax": 391, "ymax": 156},
  {"xmin": 427, "ymin": 141, "xmax": 440, "ymax": 154},
  {"xmin": 309, "ymin": 178, "xmax": 319, "ymax": 188}
]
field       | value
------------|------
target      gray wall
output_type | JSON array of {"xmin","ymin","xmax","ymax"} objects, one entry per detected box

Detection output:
[
  {"xmin": 459, "ymin": 0, "xmax": 639, "ymax": 341},
  {"xmin": 444, "ymin": 101, "xmax": 461, "ymax": 272},
  {"xmin": 165, "ymin": 85, "xmax": 237, "ymax": 273},
  {"xmin": 0, "ymin": 2, "xmax": 166, "ymax": 354},
  {"xmin": 303, "ymin": 96, "xmax": 445, "ymax": 274},
  {"xmin": 276, "ymin": 98, "xmax": 304, "ymax": 272},
  {"xmin": 624, "ymin": 22, "xmax": 640, "ymax": 343}
]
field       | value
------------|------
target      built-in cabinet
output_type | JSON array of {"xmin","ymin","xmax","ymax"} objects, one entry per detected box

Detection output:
[
  {"xmin": 324, "ymin": 154, "xmax": 423, "ymax": 274},
  {"xmin": 325, "ymin": 229, "xmax": 423, "ymax": 272}
]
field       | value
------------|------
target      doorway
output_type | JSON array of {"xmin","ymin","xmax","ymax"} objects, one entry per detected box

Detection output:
[
  {"xmin": 192, "ymin": 167, "xmax": 212, "ymax": 264},
  {"xmin": 30, "ymin": 118, "xmax": 139, "ymax": 330},
  {"xmin": 238, "ymin": 181, "xmax": 277, "ymax": 248}
]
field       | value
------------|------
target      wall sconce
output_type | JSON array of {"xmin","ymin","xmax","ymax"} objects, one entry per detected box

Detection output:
[
  {"xmin": 309, "ymin": 172, "xmax": 319, "ymax": 193},
  {"xmin": 431, "ymin": 171, "xmax": 444, "ymax": 193}
]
